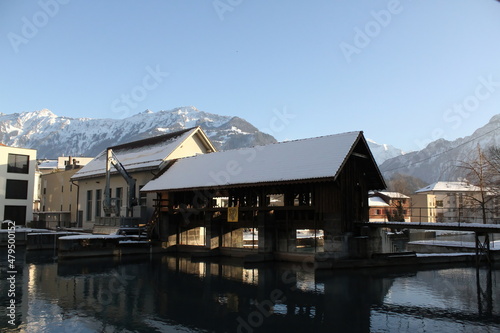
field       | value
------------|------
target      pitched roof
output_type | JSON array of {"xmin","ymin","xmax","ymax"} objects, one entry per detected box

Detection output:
[
  {"xmin": 416, "ymin": 181, "xmax": 482, "ymax": 193},
  {"xmin": 142, "ymin": 131, "xmax": 385, "ymax": 192},
  {"xmin": 369, "ymin": 196, "xmax": 390, "ymax": 207},
  {"xmin": 376, "ymin": 191, "xmax": 410, "ymax": 199},
  {"xmin": 72, "ymin": 127, "xmax": 208, "ymax": 180},
  {"xmin": 38, "ymin": 160, "xmax": 58, "ymax": 169}
]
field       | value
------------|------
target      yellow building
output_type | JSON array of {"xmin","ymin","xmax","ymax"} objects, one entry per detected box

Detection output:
[
  {"xmin": 38, "ymin": 163, "xmax": 86, "ymax": 229},
  {"xmin": 410, "ymin": 193, "xmax": 436, "ymax": 222}
]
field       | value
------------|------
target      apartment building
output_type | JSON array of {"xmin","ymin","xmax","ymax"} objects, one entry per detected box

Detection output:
[{"xmin": 0, "ymin": 144, "xmax": 37, "ymax": 225}]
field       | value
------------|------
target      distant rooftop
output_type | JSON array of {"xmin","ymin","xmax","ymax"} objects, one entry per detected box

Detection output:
[
  {"xmin": 416, "ymin": 181, "xmax": 482, "ymax": 193},
  {"xmin": 369, "ymin": 196, "xmax": 390, "ymax": 207},
  {"xmin": 38, "ymin": 160, "xmax": 58, "ymax": 169},
  {"xmin": 376, "ymin": 191, "xmax": 410, "ymax": 199}
]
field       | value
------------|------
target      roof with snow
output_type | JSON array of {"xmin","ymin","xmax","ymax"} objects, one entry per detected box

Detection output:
[
  {"xmin": 72, "ymin": 127, "xmax": 214, "ymax": 180},
  {"xmin": 369, "ymin": 196, "xmax": 389, "ymax": 207},
  {"xmin": 375, "ymin": 191, "xmax": 410, "ymax": 199},
  {"xmin": 416, "ymin": 181, "xmax": 482, "ymax": 193},
  {"xmin": 142, "ymin": 131, "xmax": 385, "ymax": 192},
  {"xmin": 38, "ymin": 160, "xmax": 58, "ymax": 169}
]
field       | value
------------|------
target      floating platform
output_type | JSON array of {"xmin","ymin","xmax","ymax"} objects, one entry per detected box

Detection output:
[
  {"xmin": 0, "ymin": 227, "xmax": 52, "ymax": 246},
  {"xmin": 26, "ymin": 231, "xmax": 85, "ymax": 250},
  {"xmin": 57, "ymin": 233, "xmax": 159, "ymax": 260}
]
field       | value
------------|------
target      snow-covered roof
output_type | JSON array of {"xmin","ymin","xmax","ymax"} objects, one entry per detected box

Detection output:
[
  {"xmin": 376, "ymin": 191, "xmax": 410, "ymax": 199},
  {"xmin": 59, "ymin": 234, "xmax": 126, "ymax": 240},
  {"xmin": 416, "ymin": 181, "xmax": 482, "ymax": 193},
  {"xmin": 142, "ymin": 131, "xmax": 381, "ymax": 192},
  {"xmin": 38, "ymin": 160, "xmax": 58, "ymax": 169},
  {"xmin": 71, "ymin": 127, "xmax": 200, "ymax": 180},
  {"xmin": 369, "ymin": 196, "xmax": 389, "ymax": 207}
]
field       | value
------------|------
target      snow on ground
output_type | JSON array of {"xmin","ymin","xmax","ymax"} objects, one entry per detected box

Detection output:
[
  {"xmin": 415, "ymin": 253, "xmax": 476, "ymax": 257},
  {"xmin": 409, "ymin": 240, "xmax": 500, "ymax": 249},
  {"xmin": 58, "ymin": 234, "xmax": 126, "ymax": 240}
]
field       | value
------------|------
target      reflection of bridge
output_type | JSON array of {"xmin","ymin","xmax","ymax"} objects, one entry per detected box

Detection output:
[
  {"xmin": 359, "ymin": 221, "xmax": 500, "ymax": 263},
  {"xmin": 371, "ymin": 265, "xmax": 497, "ymax": 327}
]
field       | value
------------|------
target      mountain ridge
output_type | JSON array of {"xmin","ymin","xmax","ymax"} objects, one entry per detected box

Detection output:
[
  {"xmin": 0, "ymin": 107, "xmax": 277, "ymax": 159},
  {"xmin": 379, "ymin": 114, "xmax": 500, "ymax": 184},
  {"xmin": 1, "ymin": 107, "xmax": 497, "ymax": 185}
]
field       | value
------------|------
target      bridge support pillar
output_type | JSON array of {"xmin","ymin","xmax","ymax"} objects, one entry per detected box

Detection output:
[{"xmin": 475, "ymin": 232, "xmax": 491, "ymax": 265}]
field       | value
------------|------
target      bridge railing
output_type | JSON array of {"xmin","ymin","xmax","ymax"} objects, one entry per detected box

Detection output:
[{"xmin": 369, "ymin": 206, "xmax": 500, "ymax": 224}]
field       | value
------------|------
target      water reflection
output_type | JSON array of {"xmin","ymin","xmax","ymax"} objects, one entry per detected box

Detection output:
[{"xmin": 0, "ymin": 250, "xmax": 499, "ymax": 332}]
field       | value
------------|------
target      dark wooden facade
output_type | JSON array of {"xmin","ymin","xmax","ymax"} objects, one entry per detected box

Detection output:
[{"xmin": 147, "ymin": 137, "xmax": 385, "ymax": 260}]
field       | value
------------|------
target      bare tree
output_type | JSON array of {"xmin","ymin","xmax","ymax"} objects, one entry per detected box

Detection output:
[
  {"xmin": 385, "ymin": 173, "xmax": 427, "ymax": 196},
  {"xmin": 458, "ymin": 145, "xmax": 500, "ymax": 224},
  {"xmin": 486, "ymin": 146, "xmax": 500, "ymax": 187},
  {"xmin": 385, "ymin": 200, "xmax": 406, "ymax": 222}
]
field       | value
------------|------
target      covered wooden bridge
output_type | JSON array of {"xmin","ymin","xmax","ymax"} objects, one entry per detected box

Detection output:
[{"xmin": 141, "ymin": 131, "xmax": 386, "ymax": 261}]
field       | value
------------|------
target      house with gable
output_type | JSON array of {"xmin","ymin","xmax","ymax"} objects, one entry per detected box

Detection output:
[
  {"xmin": 141, "ymin": 131, "xmax": 386, "ymax": 260},
  {"xmin": 368, "ymin": 191, "xmax": 411, "ymax": 222},
  {"xmin": 71, "ymin": 127, "xmax": 216, "ymax": 231},
  {"xmin": 368, "ymin": 196, "xmax": 390, "ymax": 222}
]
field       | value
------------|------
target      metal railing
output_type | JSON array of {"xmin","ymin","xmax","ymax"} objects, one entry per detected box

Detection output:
[{"xmin": 370, "ymin": 207, "xmax": 500, "ymax": 224}]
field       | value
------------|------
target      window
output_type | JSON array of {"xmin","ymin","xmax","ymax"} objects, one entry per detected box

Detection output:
[
  {"xmin": 3, "ymin": 205, "xmax": 26, "ymax": 224},
  {"xmin": 436, "ymin": 200, "xmax": 443, "ymax": 207},
  {"xmin": 7, "ymin": 154, "xmax": 29, "ymax": 174},
  {"xmin": 139, "ymin": 185, "xmax": 147, "ymax": 206},
  {"xmin": 116, "ymin": 187, "xmax": 123, "ymax": 210},
  {"xmin": 86, "ymin": 190, "xmax": 93, "ymax": 221},
  {"xmin": 95, "ymin": 189, "xmax": 102, "ymax": 217},
  {"xmin": 5, "ymin": 179, "xmax": 28, "ymax": 199}
]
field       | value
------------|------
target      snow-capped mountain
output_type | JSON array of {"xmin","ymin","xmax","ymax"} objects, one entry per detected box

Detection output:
[
  {"xmin": 379, "ymin": 114, "xmax": 500, "ymax": 184},
  {"xmin": 366, "ymin": 139, "xmax": 405, "ymax": 165},
  {"xmin": 0, "ymin": 107, "xmax": 277, "ymax": 159}
]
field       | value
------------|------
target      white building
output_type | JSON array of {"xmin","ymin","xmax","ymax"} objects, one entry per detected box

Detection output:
[
  {"xmin": 0, "ymin": 144, "xmax": 37, "ymax": 225},
  {"xmin": 414, "ymin": 181, "xmax": 498, "ymax": 223}
]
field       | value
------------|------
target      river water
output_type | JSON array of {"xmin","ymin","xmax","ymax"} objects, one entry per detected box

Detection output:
[{"xmin": 1, "ymin": 248, "xmax": 499, "ymax": 333}]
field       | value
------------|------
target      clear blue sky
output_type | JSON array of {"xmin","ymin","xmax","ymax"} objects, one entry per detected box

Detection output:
[{"xmin": 1, "ymin": 0, "xmax": 500, "ymax": 152}]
